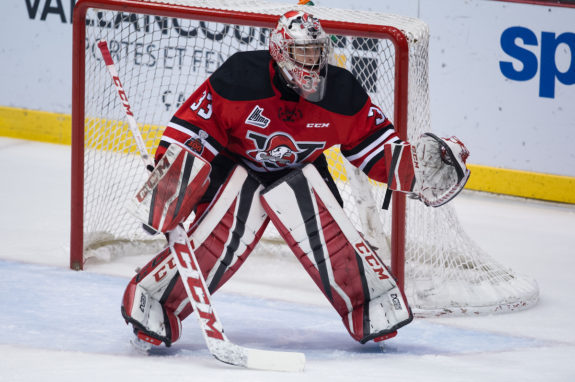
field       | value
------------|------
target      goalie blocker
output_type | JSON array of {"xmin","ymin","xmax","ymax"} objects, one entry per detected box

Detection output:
[{"xmin": 127, "ymin": 141, "xmax": 211, "ymax": 234}]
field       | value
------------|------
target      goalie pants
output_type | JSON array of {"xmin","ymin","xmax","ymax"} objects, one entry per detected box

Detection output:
[{"xmin": 122, "ymin": 155, "xmax": 412, "ymax": 345}]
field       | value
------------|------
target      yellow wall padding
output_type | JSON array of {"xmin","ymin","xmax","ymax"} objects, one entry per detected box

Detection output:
[{"xmin": 1, "ymin": 106, "xmax": 573, "ymax": 204}]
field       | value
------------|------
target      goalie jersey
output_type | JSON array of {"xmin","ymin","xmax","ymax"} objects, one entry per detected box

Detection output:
[{"xmin": 155, "ymin": 50, "xmax": 400, "ymax": 183}]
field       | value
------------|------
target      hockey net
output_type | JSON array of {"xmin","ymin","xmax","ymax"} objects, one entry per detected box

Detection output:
[{"xmin": 71, "ymin": 0, "xmax": 539, "ymax": 316}]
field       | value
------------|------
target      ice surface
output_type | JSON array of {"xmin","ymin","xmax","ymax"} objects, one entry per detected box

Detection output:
[{"xmin": 0, "ymin": 138, "xmax": 574, "ymax": 381}]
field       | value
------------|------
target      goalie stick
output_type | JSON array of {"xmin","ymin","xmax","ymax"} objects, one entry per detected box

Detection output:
[{"xmin": 98, "ymin": 40, "xmax": 306, "ymax": 372}]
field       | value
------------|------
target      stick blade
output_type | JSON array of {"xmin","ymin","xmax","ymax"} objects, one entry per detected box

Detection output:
[
  {"xmin": 207, "ymin": 337, "xmax": 305, "ymax": 372},
  {"xmin": 172, "ymin": 228, "xmax": 306, "ymax": 372},
  {"xmin": 245, "ymin": 347, "xmax": 306, "ymax": 372}
]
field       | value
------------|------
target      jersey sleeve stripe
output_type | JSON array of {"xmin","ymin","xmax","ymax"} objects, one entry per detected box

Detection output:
[
  {"xmin": 360, "ymin": 145, "xmax": 387, "ymax": 174},
  {"xmin": 342, "ymin": 128, "xmax": 397, "ymax": 162},
  {"xmin": 169, "ymin": 116, "xmax": 225, "ymax": 153}
]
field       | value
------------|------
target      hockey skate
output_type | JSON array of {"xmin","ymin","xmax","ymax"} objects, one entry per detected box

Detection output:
[
  {"xmin": 130, "ymin": 331, "xmax": 155, "ymax": 354},
  {"xmin": 121, "ymin": 267, "xmax": 183, "ymax": 351},
  {"xmin": 373, "ymin": 331, "xmax": 398, "ymax": 342}
]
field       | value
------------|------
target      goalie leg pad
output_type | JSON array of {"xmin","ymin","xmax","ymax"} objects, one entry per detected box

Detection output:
[
  {"xmin": 155, "ymin": 165, "xmax": 270, "ymax": 322},
  {"xmin": 189, "ymin": 165, "xmax": 269, "ymax": 292},
  {"xmin": 128, "ymin": 141, "xmax": 211, "ymax": 234},
  {"xmin": 121, "ymin": 247, "xmax": 182, "ymax": 347},
  {"xmin": 260, "ymin": 165, "xmax": 413, "ymax": 343},
  {"xmin": 122, "ymin": 166, "xmax": 269, "ymax": 346}
]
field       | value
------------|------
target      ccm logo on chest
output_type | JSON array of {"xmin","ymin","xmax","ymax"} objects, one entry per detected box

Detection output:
[{"xmin": 306, "ymin": 122, "xmax": 330, "ymax": 128}]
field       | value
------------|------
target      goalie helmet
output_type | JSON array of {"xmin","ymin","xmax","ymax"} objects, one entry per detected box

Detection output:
[{"xmin": 269, "ymin": 10, "xmax": 331, "ymax": 102}]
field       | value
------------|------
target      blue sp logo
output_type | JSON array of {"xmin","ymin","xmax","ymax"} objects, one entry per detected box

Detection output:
[{"xmin": 499, "ymin": 26, "xmax": 575, "ymax": 98}]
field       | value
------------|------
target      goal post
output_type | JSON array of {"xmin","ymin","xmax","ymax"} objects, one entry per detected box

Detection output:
[
  {"xmin": 71, "ymin": 0, "xmax": 539, "ymax": 316},
  {"xmin": 71, "ymin": 0, "xmax": 411, "ymax": 276}
]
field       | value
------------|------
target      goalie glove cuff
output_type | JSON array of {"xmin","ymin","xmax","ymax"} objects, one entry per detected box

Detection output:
[{"xmin": 383, "ymin": 141, "xmax": 417, "ymax": 193}]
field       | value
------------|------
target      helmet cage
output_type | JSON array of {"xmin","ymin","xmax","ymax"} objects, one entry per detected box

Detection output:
[{"xmin": 270, "ymin": 12, "xmax": 331, "ymax": 102}]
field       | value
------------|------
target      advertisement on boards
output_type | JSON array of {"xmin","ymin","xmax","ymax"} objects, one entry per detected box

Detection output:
[{"xmin": 421, "ymin": 0, "xmax": 574, "ymax": 176}]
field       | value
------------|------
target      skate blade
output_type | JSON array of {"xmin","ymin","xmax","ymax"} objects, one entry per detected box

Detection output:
[{"xmin": 130, "ymin": 335, "xmax": 154, "ymax": 354}]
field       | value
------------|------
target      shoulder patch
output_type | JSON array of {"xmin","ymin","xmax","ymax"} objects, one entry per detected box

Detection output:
[{"xmin": 245, "ymin": 105, "xmax": 271, "ymax": 128}]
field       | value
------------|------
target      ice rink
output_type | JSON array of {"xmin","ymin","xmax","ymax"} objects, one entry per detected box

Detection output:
[{"xmin": 1, "ymin": 137, "xmax": 574, "ymax": 381}]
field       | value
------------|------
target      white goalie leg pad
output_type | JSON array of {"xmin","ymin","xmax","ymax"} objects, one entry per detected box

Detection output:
[
  {"xmin": 260, "ymin": 165, "xmax": 413, "ymax": 343},
  {"xmin": 157, "ymin": 165, "xmax": 270, "ymax": 323},
  {"xmin": 121, "ymin": 246, "xmax": 183, "ymax": 346},
  {"xmin": 188, "ymin": 165, "xmax": 270, "ymax": 292},
  {"xmin": 128, "ymin": 285, "xmax": 179, "ymax": 343}
]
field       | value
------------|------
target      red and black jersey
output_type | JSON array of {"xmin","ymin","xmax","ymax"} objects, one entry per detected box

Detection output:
[{"xmin": 155, "ymin": 50, "xmax": 400, "ymax": 184}]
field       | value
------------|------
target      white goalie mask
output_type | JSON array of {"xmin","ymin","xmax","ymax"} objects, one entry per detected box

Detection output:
[{"xmin": 269, "ymin": 11, "xmax": 331, "ymax": 102}]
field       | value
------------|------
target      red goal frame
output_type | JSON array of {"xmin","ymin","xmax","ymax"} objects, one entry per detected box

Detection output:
[{"xmin": 70, "ymin": 0, "xmax": 410, "ymax": 290}]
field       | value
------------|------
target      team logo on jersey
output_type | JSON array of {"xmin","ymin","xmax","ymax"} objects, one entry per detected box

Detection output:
[
  {"xmin": 246, "ymin": 131, "xmax": 325, "ymax": 169},
  {"xmin": 245, "ymin": 105, "xmax": 270, "ymax": 128},
  {"xmin": 278, "ymin": 106, "xmax": 302, "ymax": 122}
]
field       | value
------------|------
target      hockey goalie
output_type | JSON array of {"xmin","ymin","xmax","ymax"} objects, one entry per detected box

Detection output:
[{"xmin": 121, "ymin": 10, "xmax": 470, "ymax": 349}]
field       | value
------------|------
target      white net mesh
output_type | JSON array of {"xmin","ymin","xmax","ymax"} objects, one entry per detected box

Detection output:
[{"xmin": 76, "ymin": 0, "xmax": 538, "ymax": 316}]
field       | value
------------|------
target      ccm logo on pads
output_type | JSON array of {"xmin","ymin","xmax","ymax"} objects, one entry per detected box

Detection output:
[
  {"xmin": 306, "ymin": 122, "xmax": 330, "ymax": 128},
  {"xmin": 355, "ymin": 242, "xmax": 390, "ymax": 280}
]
